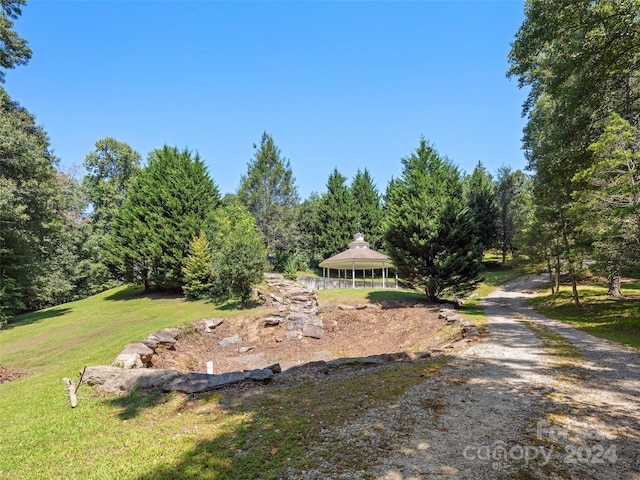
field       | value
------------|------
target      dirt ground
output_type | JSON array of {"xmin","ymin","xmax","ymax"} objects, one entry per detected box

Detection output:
[
  {"xmin": 0, "ymin": 364, "xmax": 28, "ymax": 384},
  {"xmin": 151, "ymin": 305, "xmax": 463, "ymax": 375}
]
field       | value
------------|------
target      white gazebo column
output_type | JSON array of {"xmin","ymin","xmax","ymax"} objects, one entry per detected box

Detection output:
[
  {"xmin": 352, "ymin": 262, "xmax": 355, "ymax": 288},
  {"xmin": 382, "ymin": 265, "xmax": 386, "ymax": 288}
]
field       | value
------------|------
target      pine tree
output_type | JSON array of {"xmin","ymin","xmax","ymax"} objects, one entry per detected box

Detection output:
[
  {"xmin": 237, "ymin": 132, "xmax": 298, "ymax": 270},
  {"xmin": 316, "ymin": 168, "xmax": 354, "ymax": 260},
  {"xmin": 182, "ymin": 230, "xmax": 214, "ymax": 300},
  {"xmin": 383, "ymin": 138, "xmax": 482, "ymax": 301},
  {"xmin": 107, "ymin": 146, "xmax": 221, "ymax": 290},
  {"xmin": 350, "ymin": 168, "xmax": 383, "ymax": 251},
  {"xmin": 82, "ymin": 137, "xmax": 141, "ymax": 291},
  {"xmin": 463, "ymin": 162, "xmax": 498, "ymax": 257}
]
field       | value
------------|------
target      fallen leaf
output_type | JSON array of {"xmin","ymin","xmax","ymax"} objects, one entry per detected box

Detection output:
[{"xmin": 270, "ymin": 447, "xmax": 279, "ymax": 455}]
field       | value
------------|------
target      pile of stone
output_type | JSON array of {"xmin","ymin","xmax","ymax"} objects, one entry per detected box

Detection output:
[
  {"xmin": 83, "ymin": 321, "xmax": 281, "ymax": 395},
  {"xmin": 257, "ymin": 273, "xmax": 324, "ymax": 340},
  {"xmin": 111, "ymin": 328, "xmax": 179, "ymax": 369}
]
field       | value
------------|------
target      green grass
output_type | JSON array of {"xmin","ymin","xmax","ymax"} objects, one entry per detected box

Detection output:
[
  {"xmin": 317, "ymin": 286, "xmax": 427, "ymax": 305},
  {"xmin": 0, "ymin": 284, "xmax": 447, "ymax": 479},
  {"xmin": 529, "ymin": 280, "xmax": 640, "ymax": 350},
  {"xmin": 0, "ymin": 285, "xmax": 263, "ymax": 479}
]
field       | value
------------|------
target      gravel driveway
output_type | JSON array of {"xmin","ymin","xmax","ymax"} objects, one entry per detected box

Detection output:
[{"xmin": 302, "ymin": 275, "xmax": 640, "ymax": 479}]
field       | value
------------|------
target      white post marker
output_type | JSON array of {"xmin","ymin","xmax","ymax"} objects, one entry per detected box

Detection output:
[{"xmin": 206, "ymin": 361, "xmax": 214, "ymax": 375}]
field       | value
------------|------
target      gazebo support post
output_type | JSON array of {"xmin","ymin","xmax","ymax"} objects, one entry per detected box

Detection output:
[{"xmin": 352, "ymin": 263, "xmax": 355, "ymax": 289}]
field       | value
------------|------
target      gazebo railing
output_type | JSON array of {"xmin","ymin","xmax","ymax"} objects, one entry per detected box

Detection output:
[{"xmin": 296, "ymin": 276, "xmax": 398, "ymax": 290}]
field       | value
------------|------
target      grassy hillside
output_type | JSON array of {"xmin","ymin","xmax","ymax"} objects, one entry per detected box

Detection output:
[{"xmin": 0, "ymin": 286, "xmax": 262, "ymax": 479}]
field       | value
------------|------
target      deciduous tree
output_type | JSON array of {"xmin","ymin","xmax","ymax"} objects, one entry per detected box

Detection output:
[{"xmin": 0, "ymin": 0, "xmax": 32, "ymax": 83}]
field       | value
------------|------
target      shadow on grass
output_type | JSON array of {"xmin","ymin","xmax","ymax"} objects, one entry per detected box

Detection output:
[
  {"xmin": 124, "ymin": 342, "xmax": 639, "ymax": 479},
  {"xmin": 104, "ymin": 285, "xmax": 184, "ymax": 302},
  {"xmin": 366, "ymin": 290, "xmax": 430, "ymax": 306},
  {"xmin": 5, "ymin": 307, "xmax": 71, "ymax": 330},
  {"xmin": 106, "ymin": 386, "xmax": 175, "ymax": 420}
]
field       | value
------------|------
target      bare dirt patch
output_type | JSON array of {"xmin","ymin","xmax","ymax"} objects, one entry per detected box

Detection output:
[
  {"xmin": 0, "ymin": 364, "xmax": 28, "ymax": 384},
  {"xmin": 152, "ymin": 306, "xmax": 464, "ymax": 375}
]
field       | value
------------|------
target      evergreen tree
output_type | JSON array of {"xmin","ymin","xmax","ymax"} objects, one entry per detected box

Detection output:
[
  {"xmin": 107, "ymin": 146, "xmax": 220, "ymax": 290},
  {"xmin": 316, "ymin": 168, "xmax": 354, "ymax": 260},
  {"xmin": 237, "ymin": 132, "xmax": 298, "ymax": 270},
  {"xmin": 383, "ymin": 138, "xmax": 482, "ymax": 301},
  {"xmin": 463, "ymin": 162, "xmax": 498, "ymax": 257},
  {"xmin": 294, "ymin": 192, "xmax": 322, "ymax": 270},
  {"xmin": 574, "ymin": 113, "xmax": 640, "ymax": 295},
  {"xmin": 350, "ymin": 168, "xmax": 383, "ymax": 251},
  {"xmin": 495, "ymin": 167, "xmax": 529, "ymax": 266},
  {"xmin": 182, "ymin": 230, "xmax": 214, "ymax": 300}
]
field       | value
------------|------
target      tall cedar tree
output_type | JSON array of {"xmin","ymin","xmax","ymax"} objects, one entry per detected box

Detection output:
[
  {"xmin": 463, "ymin": 162, "xmax": 498, "ymax": 258},
  {"xmin": 350, "ymin": 168, "xmax": 383, "ymax": 251},
  {"xmin": 107, "ymin": 146, "xmax": 221, "ymax": 290},
  {"xmin": 317, "ymin": 168, "xmax": 354, "ymax": 261},
  {"xmin": 384, "ymin": 138, "xmax": 482, "ymax": 301},
  {"xmin": 294, "ymin": 192, "xmax": 322, "ymax": 269},
  {"xmin": 237, "ymin": 132, "xmax": 299, "ymax": 270}
]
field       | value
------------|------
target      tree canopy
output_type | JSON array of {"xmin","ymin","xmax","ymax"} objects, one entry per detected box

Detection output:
[
  {"xmin": 0, "ymin": 0, "xmax": 32, "ymax": 83},
  {"xmin": 383, "ymin": 138, "xmax": 482, "ymax": 301},
  {"xmin": 237, "ymin": 132, "xmax": 299, "ymax": 270},
  {"xmin": 107, "ymin": 146, "xmax": 221, "ymax": 290}
]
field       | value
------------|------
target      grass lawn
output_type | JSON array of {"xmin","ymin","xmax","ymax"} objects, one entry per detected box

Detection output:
[
  {"xmin": 529, "ymin": 280, "xmax": 640, "ymax": 351},
  {"xmin": 0, "ymin": 283, "xmax": 447, "ymax": 479}
]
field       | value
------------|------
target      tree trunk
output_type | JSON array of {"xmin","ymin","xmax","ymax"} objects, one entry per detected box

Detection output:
[
  {"xmin": 607, "ymin": 268, "xmax": 623, "ymax": 297},
  {"xmin": 560, "ymin": 214, "xmax": 580, "ymax": 307},
  {"xmin": 545, "ymin": 247, "xmax": 554, "ymax": 291},
  {"xmin": 553, "ymin": 255, "xmax": 560, "ymax": 296},
  {"xmin": 570, "ymin": 266, "xmax": 580, "ymax": 308}
]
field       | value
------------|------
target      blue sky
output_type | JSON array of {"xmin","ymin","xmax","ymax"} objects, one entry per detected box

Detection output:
[{"xmin": 8, "ymin": 0, "xmax": 527, "ymax": 199}]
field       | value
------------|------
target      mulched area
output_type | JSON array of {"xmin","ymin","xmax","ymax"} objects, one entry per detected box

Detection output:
[
  {"xmin": 151, "ymin": 306, "xmax": 461, "ymax": 375},
  {"xmin": 0, "ymin": 364, "xmax": 28, "ymax": 384}
]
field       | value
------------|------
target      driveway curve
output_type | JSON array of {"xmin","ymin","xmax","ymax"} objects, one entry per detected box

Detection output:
[{"xmin": 305, "ymin": 275, "xmax": 640, "ymax": 479}]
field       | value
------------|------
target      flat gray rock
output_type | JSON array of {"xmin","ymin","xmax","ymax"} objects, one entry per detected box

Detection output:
[
  {"xmin": 219, "ymin": 334, "xmax": 242, "ymax": 348},
  {"xmin": 302, "ymin": 324, "xmax": 324, "ymax": 339},
  {"xmin": 163, "ymin": 368, "xmax": 274, "ymax": 394}
]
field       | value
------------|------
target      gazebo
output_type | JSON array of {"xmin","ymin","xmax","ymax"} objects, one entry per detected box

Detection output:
[{"xmin": 319, "ymin": 232, "xmax": 394, "ymax": 288}]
